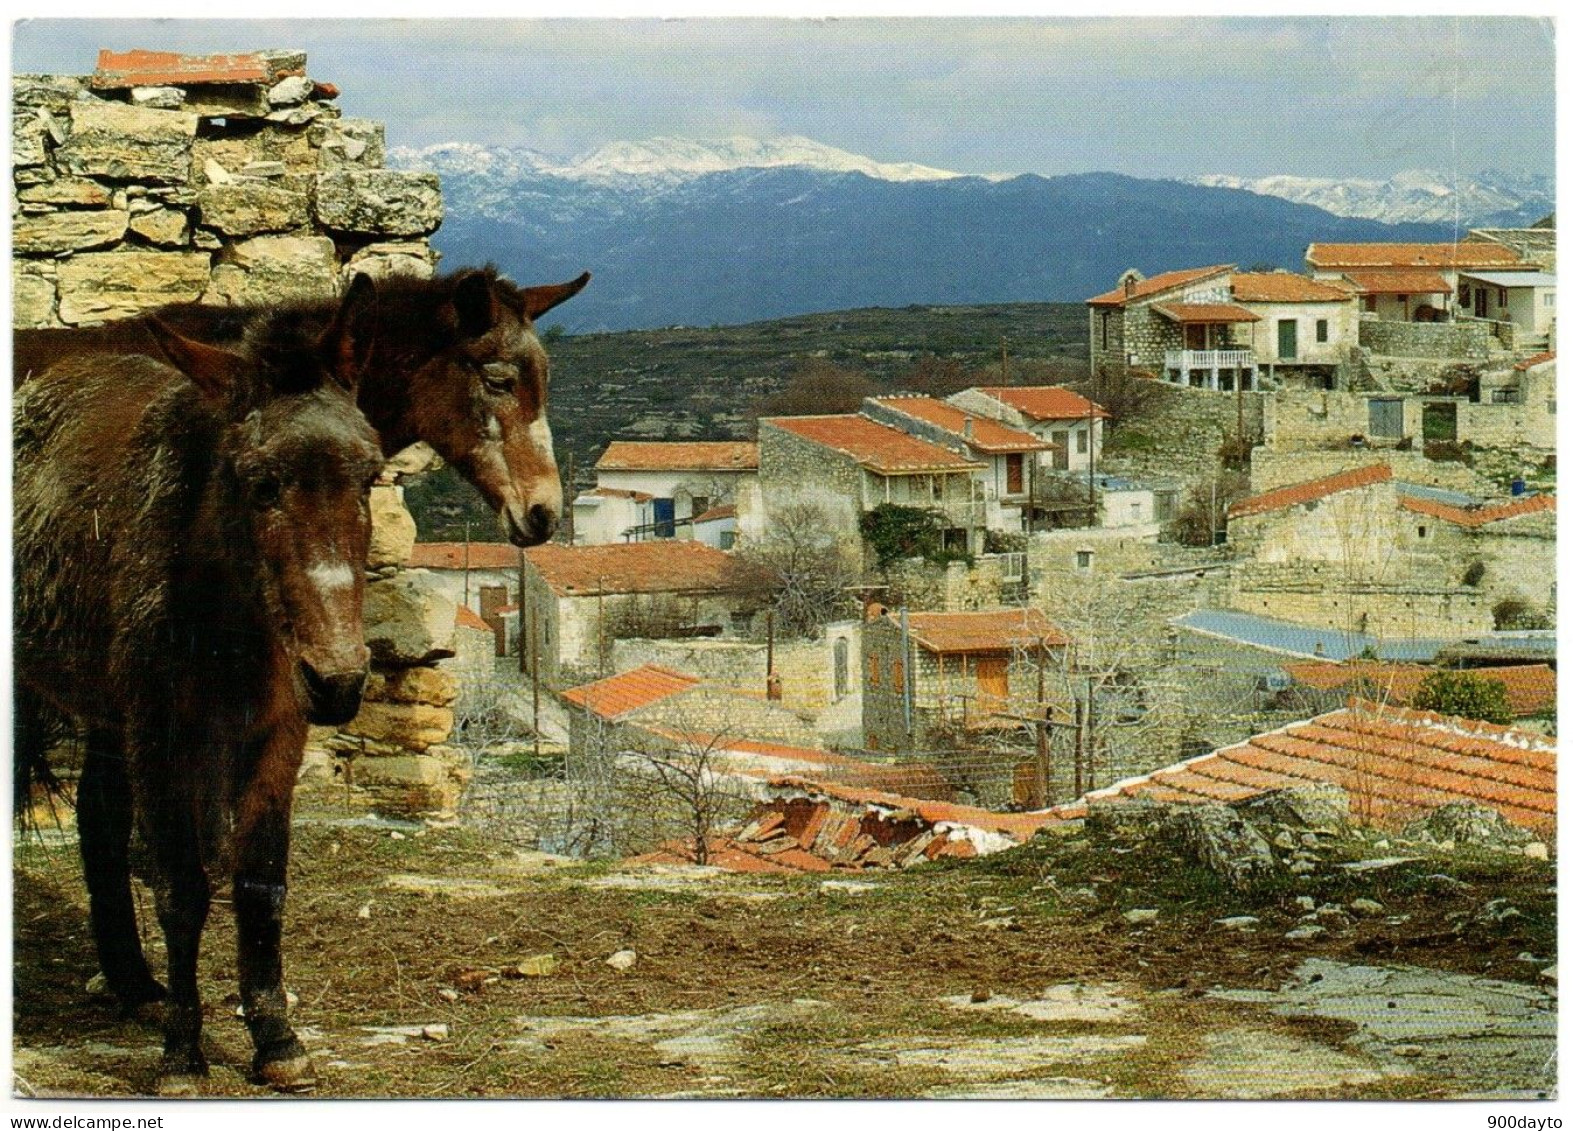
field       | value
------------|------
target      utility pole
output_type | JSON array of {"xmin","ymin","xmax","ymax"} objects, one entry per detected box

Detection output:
[
  {"xmin": 562, "ymin": 451, "xmax": 576, "ymax": 545},
  {"xmin": 518, "ymin": 548, "xmax": 528, "ymax": 675},
  {"xmin": 463, "ymin": 519, "xmax": 472, "ymax": 608},
  {"xmin": 1034, "ymin": 637, "xmax": 1050, "ymax": 807},
  {"xmin": 1000, "ymin": 336, "xmax": 1010, "ymax": 385},
  {"xmin": 597, "ymin": 578, "xmax": 607, "ymax": 678},
  {"xmin": 1085, "ymin": 672, "xmax": 1097, "ymax": 791},
  {"xmin": 532, "ymin": 611, "xmax": 542, "ymax": 760},
  {"xmin": 1072, "ymin": 696, "xmax": 1084, "ymax": 798}
]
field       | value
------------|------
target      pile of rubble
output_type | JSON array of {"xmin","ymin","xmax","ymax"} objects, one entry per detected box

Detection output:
[{"xmin": 14, "ymin": 47, "xmax": 442, "ymax": 328}]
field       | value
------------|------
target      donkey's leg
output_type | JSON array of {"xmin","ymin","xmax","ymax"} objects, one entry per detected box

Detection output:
[
  {"xmin": 145, "ymin": 802, "xmax": 212, "ymax": 1084},
  {"xmin": 78, "ymin": 730, "xmax": 166, "ymax": 1009},
  {"xmin": 233, "ymin": 727, "xmax": 314, "ymax": 1090}
]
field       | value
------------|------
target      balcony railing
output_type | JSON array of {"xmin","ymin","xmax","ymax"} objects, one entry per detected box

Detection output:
[{"xmin": 1164, "ymin": 349, "xmax": 1255, "ymax": 371}]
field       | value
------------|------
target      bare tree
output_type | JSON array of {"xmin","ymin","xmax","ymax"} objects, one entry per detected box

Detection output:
[
  {"xmin": 749, "ymin": 357, "xmax": 880, "ymax": 421},
  {"xmin": 738, "ymin": 501, "xmax": 862, "ymax": 638},
  {"xmin": 619, "ymin": 726, "xmax": 755, "ymax": 864}
]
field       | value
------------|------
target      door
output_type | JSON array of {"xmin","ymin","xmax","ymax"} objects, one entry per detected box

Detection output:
[
  {"xmin": 652, "ymin": 497, "xmax": 676, "ymax": 538},
  {"xmin": 1005, "ymin": 453, "xmax": 1024, "ymax": 495},
  {"xmin": 1368, "ymin": 398, "xmax": 1404, "ymax": 439},
  {"xmin": 1276, "ymin": 318, "xmax": 1298, "ymax": 360},
  {"xmin": 975, "ymin": 656, "xmax": 1009, "ymax": 715},
  {"xmin": 1475, "ymin": 286, "xmax": 1488, "ymax": 318},
  {"xmin": 1185, "ymin": 323, "xmax": 1206, "ymax": 350},
  {"xmin": 1051, "ymin": 430, "xmax": 1070, "ymax": 470}
]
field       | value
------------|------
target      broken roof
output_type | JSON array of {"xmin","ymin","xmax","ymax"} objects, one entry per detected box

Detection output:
[
  {"xmin": 1307, "ymin": 242, "xmax": 1527, "ymax": 270},
  {"xmin": 1514, "ymin": 351, "xmax": 1556, "ymax": 371},
  {"xmin": 408, "ymin": 542, "xmax": 520, "ymax": 571},
  {"xmin": 524, "ymin": 541, "xmax": 761, "ymax": 597},
  {"xmin": 1228, "ymin": 463, "xmax": 1393, "ymax": 521},
  {"xmin": 1282, "ymin": 662, "xmax": 1556, "ymax": 719},
  {"xmin": 868, "ymin": 396, "xmax": 1054, "ymax": 454},
  {"xmin": 596, "ymin": 441, "xmax": 759, "ymax": 473},
  {"xmin": 897, "ymin": 607, "xmax": 1071, "ymax": 654},
  {"xmin": 1056, "ymin": 700, "xmax": 1555, "ymax": 835},
  {"xmin": 1086, "ymin": 265, "xmax": 1233, "ymax": 308},
  {"xmin": 973, "ymin": 385, "xmax": 1112, "ymax": 421},
  {"xmin": 762, "ymin": 415, "xmax": 983, "ymax": 474},
  {"xmin": 560, "ymin": 664, "xmax": 701, "ymax": 721}
]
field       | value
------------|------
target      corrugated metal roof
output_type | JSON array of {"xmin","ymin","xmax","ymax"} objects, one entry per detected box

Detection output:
[
  {"xmin": 1173, "ymin": 609, "xmax": 1448, "ymax": 662},
  {"xmin": 1458, "ymin": 271, "xmax": 1557, "ymax": 288}
]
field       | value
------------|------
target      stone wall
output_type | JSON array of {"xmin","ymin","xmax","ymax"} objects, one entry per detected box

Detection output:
[
  {"xmin": 1100, "ymin": 382, "xmax": 1264, "ymax": 492},
  {"xmin": 1249, "ymin": 449, "xmax": 1486, "ymax": 495},
  {"xmin": 1358, "ymin": 319, "xmax": 1497, "ymax": 360},
  {"xmin": 611, "ymin": 633, "xmax": 846, "ymax": 713},
  {"xmin": 756, "ymin": 422, "xmax": 868, "ymax": 546},
  {"xmin": 1263, "ymin": 388, "xmax": 1555, "ymax": 460},
  {"xmin": 13, "ymin": 50, "xmax": 441, "ymax": 328}
]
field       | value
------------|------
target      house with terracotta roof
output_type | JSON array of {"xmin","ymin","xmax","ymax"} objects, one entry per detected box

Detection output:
[
  {"xmin": 1086, "ymin": 265, "xmax": 1264, "ymax": 391},
  {"xmin": 946, "ymin": 385, "xmax": 1110, "ymax": 474},
  {"xmin": 861, "ymin": 607, "xmax": 1070, "ymax": 771},
  {"xmin": 573, "ymin": 441, "xmax": 760, "ymax": 548},
  {"xmin": 1456, "ymin": 270, "xmax": 1556, "ymax": 351},
  {"xmin": 1305, "ymin": 241, "xmax": 1533, "ymax": 322},
  {"xmin": 1281, "ymin": 661, "xmax": 1556, "ymax": 724},
  {"xmin": 757, "ymin": 413, "xmax": 990, "ymax": 557},
  {"xmin": 1228, "ymin": 272, "xmax": 1361, "ymax": 389},
  {"xmin": 406, "ymin": 542, "xmax": 521, "ymax": 648},
  {"xmin": 1057, "ymin": 699, "xmax": 1555, "ymax": 839},
  {"xmin": 518, "ymin": 542, "xmax": 770, "ymax": 684},
  {"xmin": 1466, "ymin": 225, "xmax": 1556, "ymax": 272}
]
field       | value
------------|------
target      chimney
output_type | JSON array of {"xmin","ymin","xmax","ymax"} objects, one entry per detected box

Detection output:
[
  {"xmin": 963, "ymin": 415, "xmax": 974, "ymax": 441},
  {"xmin": 1124, "ymin": 275, "xmax": 1137, "ymax": 297}
]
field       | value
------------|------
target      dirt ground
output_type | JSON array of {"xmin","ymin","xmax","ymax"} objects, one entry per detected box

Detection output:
[{"xmin": 11, "ymin": 803, "xmax": 1557, "ymax": 1100}]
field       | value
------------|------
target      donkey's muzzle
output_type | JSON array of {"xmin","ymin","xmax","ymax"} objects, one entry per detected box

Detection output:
[
  {"xmin": 504, "ymin": 502, "xmax": 558, "ymax": 547},
  {"xmin": 300, "ymin": 660, "xmax": 368, "ymax": 726}
]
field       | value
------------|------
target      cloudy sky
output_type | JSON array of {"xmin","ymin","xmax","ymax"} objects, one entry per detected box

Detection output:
[{"xmin": 11, "ymin": 17, "xmax": 1556, "ymax": 179}]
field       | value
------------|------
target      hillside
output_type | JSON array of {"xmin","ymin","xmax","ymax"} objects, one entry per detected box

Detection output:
[{"xmin": 406, "ymin": 301, "xmax": 1086, "ymax": 539}]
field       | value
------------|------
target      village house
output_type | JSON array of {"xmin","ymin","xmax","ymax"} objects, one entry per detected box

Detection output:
[
  {"xmin": 407, "ymin": 541, "xmax": 519, "ymax": 618},
  {"xmin": 946, "ymin": 385, "xmax": 1110, "ymax": 473},
  {"xmin": 861, "ymin": 606, "xmax": 1070, "ymax": 756},
  {"xmin": 570, "ymin": 440, "xmax": 760, "ymax": 547},
  {"xmin": 757, "ymin": 413, "xmax": 987, "ymax": 556},
  {"xmin": 1280, "ymin": 660, "xmax": 1556, "ymax": 724},
  {"xmin": 860, "ymin": 394, "xmax": 1054, "ymax": 531},
  {"xmin": 1466, "ymin": 223, "xmax": 1556, "ymax": 272},
  {"xmin": 1228, "ymin": 271, "xmax": 1361, "ymax": 389},
  {"xmin": 517, "ymin": 541, "xmax": 769, "ymax": 686},
  {"xmin": 1456, "ymin": 269, "xmax": 1556, "ymax": 353},
  {"xmin": 1304, "ymin": 241, "xmax": 1531, "ymax": 322}
]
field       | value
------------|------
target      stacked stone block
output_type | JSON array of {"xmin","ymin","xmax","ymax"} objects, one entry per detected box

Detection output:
[{"xmin": 12, "ymin": 48, "xmax": 442, "ymax": 328}]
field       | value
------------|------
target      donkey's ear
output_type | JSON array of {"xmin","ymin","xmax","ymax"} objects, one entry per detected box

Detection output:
[
  {"xmin": 452, "ymin": 271, "xmax": 497, "ymax": 339},
  {"xmin": 144, "ymin": 318, "xmax": 245, "ymax": 401},
  {"xmin": 321, "ymin": 272, "xmax": 379, "ymax": 390},
  {"xmin": 521, "ymin": 271, "xmax": 591, "ymax": 321}
]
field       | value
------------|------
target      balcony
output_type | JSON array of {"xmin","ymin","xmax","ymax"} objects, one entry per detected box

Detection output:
[{"xmin": 1164, "ymin": 350, "xmax": 1256, "ymax": 390}]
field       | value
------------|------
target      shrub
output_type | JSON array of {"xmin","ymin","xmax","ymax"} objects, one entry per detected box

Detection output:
[
  {"xmin": 1409, "ymin": 670, "xmax": 1513, "ymax": 726},
  {"xmin": 1493, "ymin": 597, "xmax": 1551, "ymax": 631},
  {"xmin": 859, "ymin": 503, "xmax": 970, "ymax": 570},
  {"xmin": 1461, "ymin": 560, "xmax": 1486, "ymax": 587}
]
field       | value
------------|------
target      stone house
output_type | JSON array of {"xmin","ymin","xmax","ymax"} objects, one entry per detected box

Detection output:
[
  {"xmin": 519, "ymin": 541, "xmax": 769, "ymax": 686},
  {"xmin": 861, "ymin": 395, "xmax": 1053, "ymax": 531},
  {"xmin": 571, "ymin": 441, "xmax": 760, "ymax": 546},
  {"xmin": 406, "ymin": 541, "xmax": 519, "ymax": 624},
  {"xmin": 1467, "ymin": 225, "xmax": 1556, "ymax": 272},
  {"xmin": 861, "ymin": 607, "xmax": 1070, "ymax": 754},
  {"xmin": 947, "ymin": 385, "xmax": 1110, "ymax": 473},
  {"xmin": 757, "ymin": 413, "xmax": 987, "ymax": 557},
  {"xmin": 1228, "ymin": 272, "xmax": 1361, "ymax": 389},
  {"xmin": 1087, "ymin": 264, "xmax": 1261, "ymax": 389},
  {"xmin": 14, "ymin": 48, "xmax": 441, "ymax": 329},
  {"xmin": 1304, "ymin": 241, "xmax": 1530, "ymax": 322},
  {"xmin": 1456, "ymin": 270, "xmax": 1556, "ymax": 352}
]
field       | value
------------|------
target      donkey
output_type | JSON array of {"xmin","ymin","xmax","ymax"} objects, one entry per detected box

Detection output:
[
  {"xmin": 14, "ymin": 276, "xmax": 387, "ymax": 1091},
  {"xmin": 14, "ymin": 266, "xmax": 590, "ymax": 547}
]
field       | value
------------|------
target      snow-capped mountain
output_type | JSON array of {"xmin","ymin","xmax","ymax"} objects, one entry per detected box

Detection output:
[{"xmin": 1186, "ymin": 170, "xmax": 1553, "ymax": 229}]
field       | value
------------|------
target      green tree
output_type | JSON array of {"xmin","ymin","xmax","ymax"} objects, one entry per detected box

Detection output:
[
  {"xmin": 1409, "ymin": 671, "xmax": 1514, "ymax": 726},
  {"xmin": 859, "ymin": 503, "xmax": 968, "ymax": 570}
]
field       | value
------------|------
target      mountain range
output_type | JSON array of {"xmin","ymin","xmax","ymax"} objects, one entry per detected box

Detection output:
[{"xmin": 391, "ymin": 137, "xmax": 1549, "ymax": 332}]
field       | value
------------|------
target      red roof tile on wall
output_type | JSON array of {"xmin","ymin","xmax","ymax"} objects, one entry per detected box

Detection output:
[
  {"xmin": 408, "ymin": 543, "xmax": 521, "ymax": 571},
  {"xmin": 1514, "ymin": 351, "xmax": 1556, "ymax": 371},
  {"xmin": 596, "ymin": 441, "xmax": 759, "ymax": 472},
  {"xmin": 1398, "ymin": 493, "xmax": 1555, "ymax": 527},
  {"xmin": 762, "ymin": 415, "xmax": 983, "ymax": 474},
  {"xmin": 1341, "ymin": 269, "xmax": 1453, "ymax": 296},
  {"xmin": 560, "ymin": 664, "xmax": 701, "ymax": 720},
  {"xmin": 92, "ymin": 49, "xmax": 275, "ymax": 88},
  {"xmin": 524, "ymin": 540, "xmax": 761, "ymax": 596},
  {"xmin": 1228, "ymin": 464, "xmax": 1392, "ymax": 520},
  {"xmin": 976, "ymin": 386, "xmax": 1112, "ymax": 421}
]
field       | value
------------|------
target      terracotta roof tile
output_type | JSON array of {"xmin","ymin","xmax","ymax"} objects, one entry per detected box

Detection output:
[
  {"xmin": 1086, "ymin": 265, "xmax": 1233, "ymax": 308},
  {"xmin": 1066, "ymin": 699, "xmax": 1555, "ymax": 835},
  {"xmin": 454, "ymin": 605, "xmax": 492, "ymax": 633},
  {"xmin": 767, "ymin": 776, "xmax": 1059, "ymax": 842},
  {"xmin": 524, "ymin": 541, "xmax": 761, "ymax": 596},
  {"xmin": 975, "ymin": 386, "xmax": 1111, "ymax": 421},
  {"xmin": 762, "ymin": 415, "xmax": 983, "ymax": 474},
  {"xmin": 584, "ymin": 486, "xmax": 654, "ymax": 503},
  {"xmin": 1307, "ymin": 243, "xmax": 1527, "ymax": 270},
  {"xmin": 1398, "ymin": 492, "xmax": 1555, "ymax": 527},
  {"xmin": 1231, "ymin": 273, "xmax": 1357, "ymax": 303},
  {"xmin": 1151, "ymin": 302, "xmax": 1262, "ymax": 324},
  {"xmin": 869, "ymin": 396, "xmax": 1054, "ymax": 453},
  {"xmin": 693, "ymin": 504, "xmax": 737, "ymax": 523},
  {"xmin": 408, "ymin": 542, "xmax": 520, "ymax": 571},
  {"xmin": 91, "ymin": 48, "xmax": 281, "ymax": 89},
  {"xmin": 1514, "ymin": 351, "xmax": 1556, "ymax": 371},
  {"xmin": 1282, "ymin": 662, "xmax": 1556, "ymax": 717},
  {"xmin": 560, "ymin": 664, "xmax": 700, "ymax": 720},
  {"xmin": 595, "ymin": 441, "xmax": 759, "ymax": 472},
  {"xmin": 1341, "ymin": 269, "xmax": 1453, "ymax": 296},
  {"xmin": 897, "ymin": 607, "xmax": 1071, "ymax": 653},
  {"xmin": 1228, "ymin": 463, "xmax": 1392, "ymax": 520}
]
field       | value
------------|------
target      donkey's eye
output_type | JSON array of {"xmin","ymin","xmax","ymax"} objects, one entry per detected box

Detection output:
[
  {"xmin": 481, "ymin": 363, "xmax": 517, "ymax": 393},
  {"xmin": 253, "ymin": 478, "xmax": 282, "ymax": 509}
]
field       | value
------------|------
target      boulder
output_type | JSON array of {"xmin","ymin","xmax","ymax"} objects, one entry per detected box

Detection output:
[
  {"xmin": 343, "ymin": 704, "xmax": 455, "ymax": 752},
  {"xmin": 1085, "ymin": 797, "xmax": 1175, "ymax": 844},
  {"xmin": 58, "ymin": 100, "xmax": 198, "ymax": 183},
  {"xmin": 315, "ymin": 118, "xmax": 386, "ymax": 169},
  {"xmin": 1405, "ymin": 802, "xmax": 1533, "ymax": 850},
  {"xmin": 57, "ymin": 251, "xmax": 211, "ymax": 324},
  {"xmin": 364, "ymin": 571, "xmax": 458, "ymax": 666},
  {"xmin": 267, "ymin": 76, "xmax": 313, "ymax": 106},
  {"xmin": 1235, "ymin": 784, "xmax": 1349, "ymax": 834},
  {"xmin": 367, "ymin": 484, "xmax": 418, "ymax": 569},
  {"xmin": 315, "ymin": 170, "xmax": 443, "ymax": 236},
  {"xmin": 201, "ymin": 234, "xmax": 338, "ymax": 305},
  {"xmin": 1163, "ymin": 804, "xmax": 1280, "ymax": 893},
  {"xmin": 12, "ymin": 210, "xmax": 128, "ymax": 255},
  {"xmin": 197, "ymin": 182, "xmax": 309, "ymax": 237}
]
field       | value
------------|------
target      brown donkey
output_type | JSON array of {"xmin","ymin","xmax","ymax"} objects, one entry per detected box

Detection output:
[
  {"xmin": 14, "ymin": 265, "xmax": 590, "ymax": 546},
  {"xmin": 14, "ymin": 278, "xmax": 386, "ymax": 1091}
]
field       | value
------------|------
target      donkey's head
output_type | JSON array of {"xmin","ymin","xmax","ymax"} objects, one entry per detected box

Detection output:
[
  {"xmin": 150, "ymin": 276, "xmax": 387, "ymax": 726},
  {"xmin": 390, "ymin": 268, "xmax": 589, "ymax": 547}
]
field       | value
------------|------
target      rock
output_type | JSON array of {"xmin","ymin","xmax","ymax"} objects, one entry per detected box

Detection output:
[
  {"xmin": 130, "ymin": 85, "xmax": 185, "ymax": 109},
  {"xmin": 1214, "ymin": 916, "xmax": 1260, "ymax": 932},
  {"xmin": 12, "ymin": 261, "xmax": 58, "ymax": 329},
  {"xmin": 58, "ymin": 100, "xmax": 198, "ymax": 183},
  {"xmin": 343, "ymin": 704, "xmax": 455, "ymax": 752},
  {"xmin": 1284, "ymin": 924, "xmax": 1325, "ymax": 941},
  {"xmin": 1540, "ymin": 965, "xmax": 1556, "ymax": 984},
  {"xmin": 383, "ymin": 442, "xmax": 442, "ymax": 479},
  {"xmin": 267, "ymin": 76, "xmax": 314, "ymax": 106},
  {"xmin": 1122, "ymin": 908, "xmax": 1159, "ymax": 925},
  {"xmin": 86, "ymin": 972, "xmax": 110, "ymax": 996},
  {"xmin": 1295, "ymin": 896, "xmax": 1316, "ymax": 911},
  {"xmin": 364, "ymin": 665, "xmax": 460, "ymax": 708},
  {"xmin": 266, "ymin": 105, "xmax": 326, "ymax": 127},
  {"xmin": 1289, "ymin": 860, "xmax": 1316, "ymax": 875},
  {"xmin": 57, "ymin": 251, "xmax": 211, "ymax": 324},
  {"xmin": 1405, "ymin": 802, "xmax": 1533, "ymax": 850},
  {"xmin": 421, "ymin": 1024, "xmax": 449, "ymax": 1041},
  {"xmin": 438, "ymin": 988, "xmax": 460, "ymax": 1002},
  {"xmin": 12, "ymin": 209, "xmax": 128, "ymax": 255},
  {"xmin": 242, "ymin": 161, "xmax": 288, "ymax": 178},
  {"xmin": 1523, "ymin": 842, "xmax": 1549, "ymax": 861},
  {"xmin": 1350, "ymin": 898, "xmax": 1385, "ymax": 917},
  {"xmin": 356, "ymin": 904, "xmax": 372, "ymax": 919},
  {"xmin": 364, "ymin": 571, "xmax": 459, "ymax": 666},
  {"xmin": 606, "ymin": 949, "xmax": 637, "ymax": 971},
  {"xmin": 970, "ymin": 989, "xmax": 991, "ymax": 1003},
  {"xmin": 127, "ymin": 207, "xmax": 190, "ymax": 247},
  {"xmin": 198, "ymin": 182, "xmax": 309, "ymax": 237},
  {"xmin": 348, "ymin": 752, "xmax": 443, "ymax": 785},
  {"xmin": 202, "ymin": 234, "xmax": 338, "ymax": 305},
  {"xmin": 16, "ymin": 179, "xmax": 113, "ymax": 207},
  {"xmin": 296, "ymin": 748, "xmax": 337, "ymax": 786},
  {"xmin": 183, "ymin": 86, "xmax": 272, "ymax": 119},
  {"xmin": 315, "ymin": 169, "xmax": 443, "ymax": 236},
  {"xmin": 1085, "ymin": 797, "xmax": 1174, "ymax": 843},
  {"xmin": 367, "ymin": 484, "xmax": 418, "ymax": 568},
  {"xmin": 203, "ymin": 157, "xmax": 236, "ymax": 185},
  {"xmin": 346, "ymin": 248, "xmax": 437, "ymax": 284},
  {"xmin": 515, "ymin": 954, "xmax": 557, "ymax": 977},
  {"xmin": 1237, "ymin": 784, "xmax": 1350, "ymax": 834},
  {"xmin": 316, "ymin": 118, "xmax": 386, "ymax": 169},
  {"xmin": 1164, "ymin": 804, "xmax": 1279, "ymax": 892}
]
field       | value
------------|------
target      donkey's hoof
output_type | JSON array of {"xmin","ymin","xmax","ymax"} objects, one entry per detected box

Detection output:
[{"xmin": 255, "ymin": 1045, "xmax": 317, "ymax": 1092}]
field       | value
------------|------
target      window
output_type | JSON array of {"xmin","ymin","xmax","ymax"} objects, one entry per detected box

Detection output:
[
  {"xmin": 892, "ymin": 656, "xmax": 905, "ymax": 694},
  {"xmin": 1075, "ymin": 550, "xmax": 1093, "ymax": 570},
  {"xmin": 1544, "ymin": 293, "xmax": 1556, "ymax": 307},
  {"xmin": 1130, "ymin": 502, "xmax": 1142, "ymax": 522},
  {"xmin": 719, "ymin": 530, "xmax": 736, "ymax": 550},
  {"xmin": 868, "ymin": 655, "xmax": 881, "ymax": 688},
  {"xmin": 1363, "ymin": 295, "xmax": 1377, "ymax": 313},
  {"xmin": 1315, "ymin": 319, "xmax": 1328, "ymax": 343},
  {"xmin": 1417, "ymin": 525, "xmax": 1428, "ymax": 539},
  {"xmin": 1005, "ymin": 453, "xmax": 1024, "ymax": 495},
  {"xmin": 1076, "ymin": 430, "xmax": 1089, "ymax": 454},
  {"xmin": 1100, "ymin": 311, "xmax": 1111, "ymax": 350}
]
